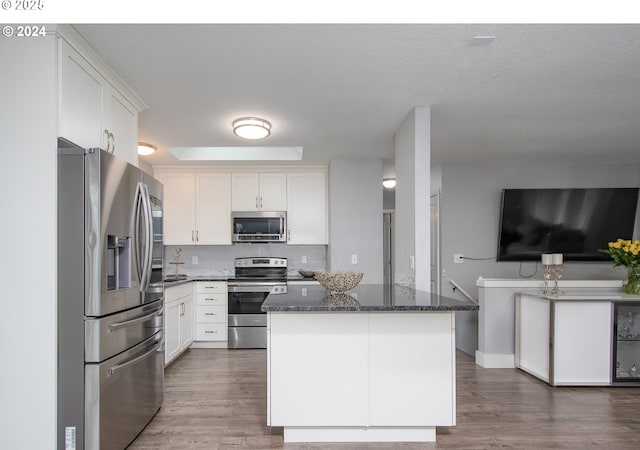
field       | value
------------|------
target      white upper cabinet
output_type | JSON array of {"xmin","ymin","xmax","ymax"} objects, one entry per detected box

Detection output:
[
  {"xmin": 59, "ymin": 39, "xmax": 104, "ymax": 150},
  {"xmin": 155, "ymin": 171, "xmax": 232, "ymax": 245},
  {"xmin": 57, "ymin": 30, "xmax": 143, "ymax": 166},
  {"xmin": 155, "ymin": 172, "xmax": 196, "ymax": 245},
  {"xmin": 232, "ymin": 172, "xmax": 287, "ymax": 211},
  {"xmin": 104, "ymin": 88, "xmax": 138, "ymax": 164},
  {"xmin": 195, "ymin": 173, "xmax": 232, "ymax": 245},
  {"xmin": 287, "ymin": 171, "xmax": 328, "ymax": 245}
]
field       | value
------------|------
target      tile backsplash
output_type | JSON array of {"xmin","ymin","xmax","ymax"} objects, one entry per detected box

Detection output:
[{"xmin": 164, "ymin": 244, "xmax": 327, "ymax": 277}]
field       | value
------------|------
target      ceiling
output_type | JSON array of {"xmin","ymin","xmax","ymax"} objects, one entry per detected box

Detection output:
[{"xmin": 73, "ymin": 24, "xmax": 640, "ymax": 171}]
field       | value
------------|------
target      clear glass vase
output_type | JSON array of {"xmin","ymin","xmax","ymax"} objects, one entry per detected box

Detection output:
[{"xmin": 623, "ymin": 267, "xmax": 640, "ymax": 295}]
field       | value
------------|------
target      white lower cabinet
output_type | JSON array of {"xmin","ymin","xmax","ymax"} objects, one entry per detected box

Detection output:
[
  {"xmin": 515, "ymin": 294, "xmax": 612, "ymax": 385},
  {"xmin": 164, "ymin": 283, "xmax": 195, "ymax": 365},
  {"xmin": 268, "ymin": 311, "xmax": 456, "ymax": 433},
  {"xmin": 194, "ymin": 282, "xmax": 228, "ymax": 342}
]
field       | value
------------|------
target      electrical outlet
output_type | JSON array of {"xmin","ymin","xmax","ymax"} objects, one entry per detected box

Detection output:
[
  {"xmin": 301, "ymin": 288, "xmax": 307, "ymax": 296},
  {"xmin": 454, "ymin": 254, "xmax": 464, "ymax": 264},
  {"xmin": 301, "ymin": 255, "xmax": 307, "ymax": 264},
  {"xmin": 192, "ymin": 256, "xmax": 198, "ymax": 265},
  {"xmin": 410, "ymin": 255, "xmax": 415, "ymax": 269},
  {"xmin": 351, "ymin": 254, "xmax": 358, "ymax": 264}
]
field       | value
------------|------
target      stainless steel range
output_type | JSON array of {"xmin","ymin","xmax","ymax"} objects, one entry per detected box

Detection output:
[{"xmin": 227, "ymin": 257, "xmax": 287, "ymax": 349}]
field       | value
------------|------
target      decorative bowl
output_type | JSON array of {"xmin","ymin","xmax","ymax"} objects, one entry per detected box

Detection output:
[
  {"xmin": 314, "ymin": 271, "xmax": 363, "ymax": 292},
  {"xmin": 297, "ymin": 270, "xmax": 316, "ymax": 278}
]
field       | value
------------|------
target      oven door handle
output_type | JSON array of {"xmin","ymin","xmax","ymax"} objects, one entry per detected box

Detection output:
[{"xmin": 228, "ymin": 283, "xmax": 285, "ymax": 293}]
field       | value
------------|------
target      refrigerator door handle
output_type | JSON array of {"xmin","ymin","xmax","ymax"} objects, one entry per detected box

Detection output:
[
  {"xmin": 133, "ymin": 182, "xmax": 144, "ymax": 286},
  {"xmin": 134, "ymin": 182, "xmax": 154, "ymax": 293},
  {"xmin": 108, "ymin": 305, "xmax": 164, "ymax": 332},
  {"xmin": 107, "ymin": 338, "xmax": 163, "ymax": 376},
  {"xmin": 140, "ymin": 184, "xmax": 154, "ymax": 292}
]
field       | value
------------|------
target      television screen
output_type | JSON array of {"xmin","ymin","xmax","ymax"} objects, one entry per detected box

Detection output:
[{"xmin": 497, "ymin": 188, "xmax": 639, "ymax": 261}]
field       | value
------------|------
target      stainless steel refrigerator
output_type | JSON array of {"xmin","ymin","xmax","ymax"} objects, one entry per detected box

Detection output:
[{"xmin": 57, "ymin": 140, "xmax": 164, "ymax": 450}]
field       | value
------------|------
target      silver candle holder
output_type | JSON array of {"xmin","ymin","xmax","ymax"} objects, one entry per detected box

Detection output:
[
  {"xmin": 541, "ymin": 253, "xmax": 563, "ymax": 296},
  {"xmin": 541, "ymin": 253, "xmax": 553, "ymax": 295}
]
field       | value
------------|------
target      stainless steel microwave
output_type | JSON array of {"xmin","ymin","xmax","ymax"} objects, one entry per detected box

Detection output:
[{"xmin": 232, "ymin": 211, "xmax": 287, "ymax": 243}]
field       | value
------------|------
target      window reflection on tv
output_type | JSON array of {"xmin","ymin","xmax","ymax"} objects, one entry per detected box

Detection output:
[{"xmin": 497, "ymin": 188, "xmax": 639, "ymax": 261}]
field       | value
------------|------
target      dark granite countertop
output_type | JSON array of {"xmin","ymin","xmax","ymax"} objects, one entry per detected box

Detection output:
[
  {"xmin": 163, "ymin": 275, "xmax": 230, "ymax": 287},
  {"xmin": 262, "ymin": 284, "xmax": 479, "ymax": 312}
]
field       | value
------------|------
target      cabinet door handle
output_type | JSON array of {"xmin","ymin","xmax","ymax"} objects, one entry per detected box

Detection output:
[
  {"xmin": 196, "ymin": 230, "xmax": 199, "ymax": 242},
  {"xmin": 287, "ymin": 229, "xmax": 291, "ymax": 241},
  {"xmin": 255, "ymin": 196, "xmax": 259, "ymax": 209},
  {"xmin": 109, "ymin": 132, "xmax": 115, "ymax": 154},
  {"xmin": 192, "ymin": 230, "xmax": 195, "ymax": 242},
  {"xmin": 260, "ymin": 196, "xmax": 263, "ymax": 209}
]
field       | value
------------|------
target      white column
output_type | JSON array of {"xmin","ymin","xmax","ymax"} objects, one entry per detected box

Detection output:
[{"xmin": 394, "ymin": 107, "xmax": 431, "ymax": 291}]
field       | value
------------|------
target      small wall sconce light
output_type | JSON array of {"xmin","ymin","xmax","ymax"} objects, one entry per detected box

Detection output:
[{"xmin": 383, "ymin": 178, "xmax": 397, "ymax": 189}]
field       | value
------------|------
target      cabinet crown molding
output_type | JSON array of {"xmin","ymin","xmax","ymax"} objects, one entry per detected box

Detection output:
[{"xmin": 53, "ymin": 24, "xmax": 148, "ymax": 112}]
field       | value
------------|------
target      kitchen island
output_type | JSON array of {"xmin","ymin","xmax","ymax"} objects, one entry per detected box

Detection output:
[{"xmin": 262, "ymin": 284, "xmax": 478, "ymax": 443}]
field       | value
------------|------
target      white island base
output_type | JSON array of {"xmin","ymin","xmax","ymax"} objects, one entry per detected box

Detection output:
[{"xmin": 266, "ymin": 311, "xmax": 456, "ymax": 443}]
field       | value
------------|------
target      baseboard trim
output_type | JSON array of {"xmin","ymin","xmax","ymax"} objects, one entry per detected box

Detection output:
[{"xmin": 475, "ymin": 351, "xmax": 515, "ymax": 368}]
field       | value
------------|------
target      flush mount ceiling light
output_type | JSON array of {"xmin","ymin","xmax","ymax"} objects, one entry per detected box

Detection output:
[
  {"xmin": 383, "ymin": 178, "xmax": 397, "ymax": 189},
  {"xmin": 232, "ymin": 117, "xmax": 271, "ymax": 140},
  {"xmin": 138, "ymin": 142, "xmax": 157, "ymax": 156}
]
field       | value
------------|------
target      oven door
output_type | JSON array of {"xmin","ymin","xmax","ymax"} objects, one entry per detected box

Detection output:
[
  {"xmin": 227, "ymin": 283, "xmax": 284, "ymax": 349},
  {"xmin": 228, "ymin": 290, "xmax": 269, "ymax": 316}
]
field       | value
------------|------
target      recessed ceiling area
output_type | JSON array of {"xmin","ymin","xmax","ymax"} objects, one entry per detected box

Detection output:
[
  {"xmin": 168, "ymin": 146, "xmax": 303, "ymax": 161},
  {"xmin": 72, "ymin": 24, "xmax": 640, "ymax": 168}
]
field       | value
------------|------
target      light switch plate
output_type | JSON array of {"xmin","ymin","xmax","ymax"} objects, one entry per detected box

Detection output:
[
  {"xmin": 192, "ymin": 256, "xmax": 198, "ymax": 265},
  {"xmin": 351, "ymin": 254, "xmax": 358, "ymax": 264}
]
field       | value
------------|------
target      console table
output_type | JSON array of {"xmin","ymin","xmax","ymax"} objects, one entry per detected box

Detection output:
[
  {"xmin": 476, "ymin": 278, "xmax": 622, "ymax": 368},
  {"xmin": 516, "ymin": 291, "xmax": 640, "ymax": 386}
]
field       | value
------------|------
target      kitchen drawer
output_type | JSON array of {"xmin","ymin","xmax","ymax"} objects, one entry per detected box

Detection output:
[
  {"xmin": 197, "ymin": 305, "xmax": 227, "ymax": 323},
  {"xmin": 195, "ymin": 281, "xmax": 228, "ymax": 294},
  {"xmin": 196, "ymin": 292, "xmax": 227, "ymax": 306},
  {"xmin": 196, "ymin": 322, "xmax": 227, "ymax": 341},
  {"xmin": 165, "ymin": 283, "xmax": 193, "ymax": 302}
]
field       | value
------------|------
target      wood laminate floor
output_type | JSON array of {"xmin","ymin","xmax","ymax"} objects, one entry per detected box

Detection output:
[{"xmin": 129, "ymin": 349, "xmax": 640, "ymax": 449}]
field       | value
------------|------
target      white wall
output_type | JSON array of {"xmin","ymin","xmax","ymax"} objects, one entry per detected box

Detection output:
[
  {"xmin": 394, "ymin": 107, "xmax": 431, "ymax": 290},
  {"xmin": 0, "ymin": 36, "xmax": 58, "ymax": 449},
  {"xmin": 328, "ymin": 159, "xmax": 384, "ymax": 283},
  {"xmin": 440, "ymin": 162, "xmax": 640, "ymax": 355}
]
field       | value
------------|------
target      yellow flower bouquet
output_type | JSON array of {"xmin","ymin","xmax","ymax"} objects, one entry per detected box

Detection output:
[{"xmin": 601, "ymin": 239, "xmax": 640, "ymax": 295}]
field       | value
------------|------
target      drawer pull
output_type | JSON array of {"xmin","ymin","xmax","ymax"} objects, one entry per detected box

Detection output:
[
  {"xmin": 205, "ymin": 298, "xmax": 216, "ymax": 301},
  {"xmin": 205, "ymin": 313, "xmax": 217, "ymax": 316},
  {"xmin": 204, "ymin": 330, "xmax": 218, "ymax": 334},
  {"xmin": 205, "ymin": 286, "xmax": 218, "ymax": 289}
]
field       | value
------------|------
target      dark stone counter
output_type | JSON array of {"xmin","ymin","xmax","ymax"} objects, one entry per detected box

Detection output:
[{"xmin": 262, "ymin": 284, "xmax": 479, "ymax": 312}]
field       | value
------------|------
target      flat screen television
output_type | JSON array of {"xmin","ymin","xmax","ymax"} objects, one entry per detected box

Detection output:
[{"xmin": 497, "ymin": 188, "xmax": 639, "ymax": 261}]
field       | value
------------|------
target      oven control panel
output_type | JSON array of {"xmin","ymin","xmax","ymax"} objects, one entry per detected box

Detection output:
[{"xmin": 235, "ymin": 257, "xmax": 287, "ymax": 268}]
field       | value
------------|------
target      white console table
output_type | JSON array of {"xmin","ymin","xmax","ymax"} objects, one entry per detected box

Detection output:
[
  {"xmin": 516, "ymin": 291, "xmax": 640, "ymax": 386},
  {"xmin": 476, "ymin": 278, "xmax": 622, "ymax": 368}
]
